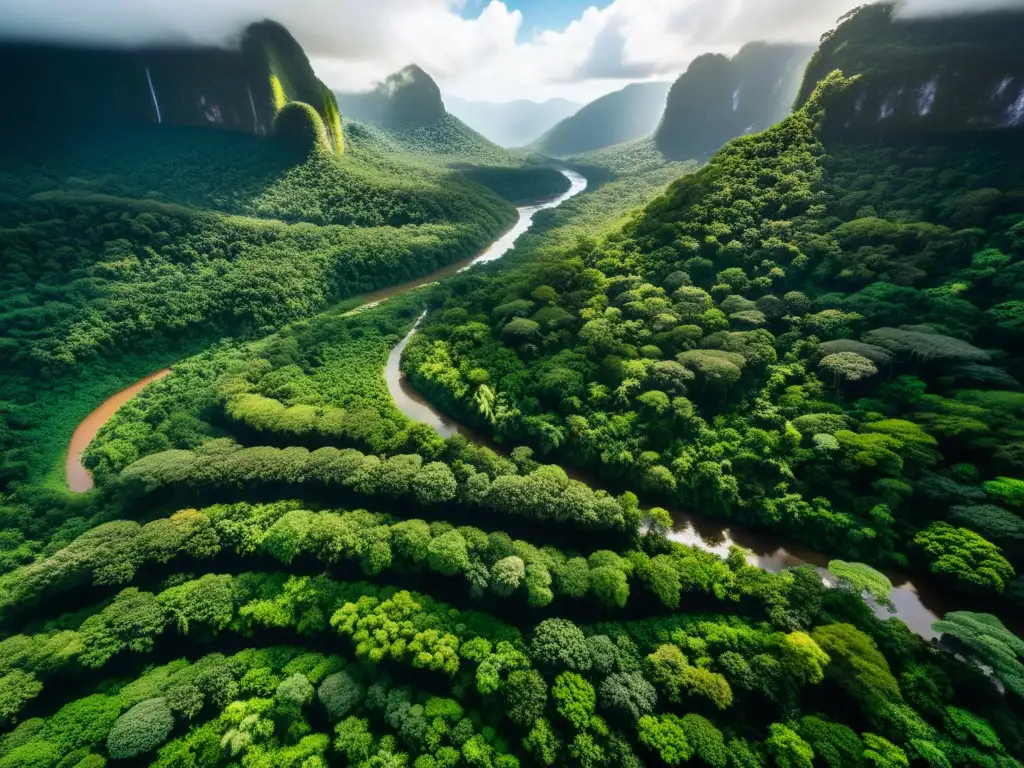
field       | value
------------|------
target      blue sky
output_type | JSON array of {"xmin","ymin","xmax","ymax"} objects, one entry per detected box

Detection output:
[{"xmin": 463, "ymin": 0, "xmax": 613, "ymax": 38}]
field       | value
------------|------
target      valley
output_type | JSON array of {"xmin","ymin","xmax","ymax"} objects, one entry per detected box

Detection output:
[{"xmin": 1, "ymin": 3, "xmax": 1023, "ymax": 768}]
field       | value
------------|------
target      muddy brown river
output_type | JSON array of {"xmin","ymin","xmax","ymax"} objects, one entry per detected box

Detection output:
[{"xmin": 66, "ymin": 369, "xmax": 171, "ymax": 492}]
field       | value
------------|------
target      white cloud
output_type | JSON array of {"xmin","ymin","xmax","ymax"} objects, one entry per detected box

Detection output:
[
  {"xmin": 313, "ymin": 0, "xmax": 866, "ymax": 101},
  {"xmin": 2, "ymin": 0, "xmax": 1019, "ymax": 102},
  {"xmin": 899, "ymin": 0, "xmax": 1024, "ymax": 15}
]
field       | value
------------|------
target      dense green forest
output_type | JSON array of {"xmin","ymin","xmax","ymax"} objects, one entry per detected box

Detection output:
[
  {"xmin": 4, "ymin": 292, "xmax": 1024, "ymax": 768},
  {"xmin": 0, "ymin": 109, "xmax": 567, "ymax": 490},
  {"xmin": 406, "ymin": 72, "xmax": 1024, "ymax": 608},
  {"xmin": 2, "ymin": 4, "xmax": 1024, "ymax": 768}
]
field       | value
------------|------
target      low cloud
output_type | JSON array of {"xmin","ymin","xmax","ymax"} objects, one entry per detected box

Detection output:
[
  {"xmin": 2, "ymin": 0, "xmax": 1019, "ymax": 101},
  {"xmin": 898, "ymin": 0, "xmax": 1024, "ymax": 16}
]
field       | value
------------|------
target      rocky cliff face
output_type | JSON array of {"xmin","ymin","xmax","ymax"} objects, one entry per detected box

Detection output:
[
  {"xmin": 654, "ymin": 42, "xmax": 814, "ymax": 160},
  {"xmin": 799, "ymin": 3, "xmax": 1024, "ymax": 136},
  {"xmin": 0, "ymin": 21, "xmax": 343, "ymax": 152},
  {"xmin": 335, "ymin": 65, "xmax": 447, "ymax": 130}
]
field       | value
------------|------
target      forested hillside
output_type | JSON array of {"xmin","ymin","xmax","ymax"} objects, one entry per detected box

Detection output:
[
  {"xmin": 0, "ymin": 48, "xmax": 566, "ymax": 492},
  {"xmin": 408, "ymin": 66, "xmax": 1024, "ymax": 608},
  {"xmin": 5, "ymin": 278, "xmax": 1022, "ymax": 768},
  {"xmin": 531, "ymin": 83, "xmax": 672, "ymax": 158},
  {"xmin": 1, "ymin": 3, "xmax": 1023, "ymax": 768},
  {"xmin": 337, "ymin": 66, "xmax": 569, "ymax": 202},
  {"xmin": 797, "ymin": 4, "xmax": 1024, "ymax": 136}
]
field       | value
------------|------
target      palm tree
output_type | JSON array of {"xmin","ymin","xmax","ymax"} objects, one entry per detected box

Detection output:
[{"xmin": 474, "ymin": 384, "xmax": 496, "ymax": 424}]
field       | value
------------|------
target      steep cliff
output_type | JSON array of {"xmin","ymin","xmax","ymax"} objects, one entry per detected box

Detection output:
[
  {"xmin": 654, "ymin": 42, "xmax": 814, "ymax": 160},
  {"xmin": 799, "ymin": 3, "xmax": 1024, "ymax": 136},
  {"xmin": 335, "ymin": 64, "xmax": 447, "ymax": 130},
  {"xmin": 0, "ymin": 20, "xmax": 343, "ymax": 153},
  {"xmin": 531, "ymin": 82, "xmax": 671, "ymax": 158}
]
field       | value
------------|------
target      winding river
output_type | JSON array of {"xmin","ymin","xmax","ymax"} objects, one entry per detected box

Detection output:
[
  {"xmin": 69, "ymin": 168, "xmax": 967, "ymax": 639},
  {"xmin": 385, "ymin": 317, "xmax": 950, "ymax": 639},
  {"xmin": 66, "ymin": 369, "xmax": 172, "ymax": 492},
  {"xmin": 65, "ymin": 172, "xmax": 588, "ymax": 492}
]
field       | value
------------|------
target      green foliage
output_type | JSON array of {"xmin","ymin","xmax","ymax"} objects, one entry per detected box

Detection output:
[
  {"xmin": 913, "ymin": 523, "xmax": 1015, "ymax": 593},
  {"xmin": 597, "ymin": 672, "xmax": 656, "ymax": 723},
  {"xmin": 106, "ymin": 698, "xmax": 174, "ymax": 759},
  {"xmin": 984, "ymin": 477, "xmax": 1024, "ymax": 509},
  {"xmin": 3, "ymin": 18, "xmax": 1024, "ymax": 768},
  {"xmin": 638, "ymin": 714, "xmax": 693, "ymax": 766},
  {"xmin": 318, "ymin": 671, "xmax": 363, "ymax": 721},
  {"xmin": 811, "ymin": 624, "xmax": 900, "ymax": 715},
  {"xmin": 766, "ymin": 724, "xmax": 814, "ymax": 768},
  {"xmin": 504, "ymin": 669, "xmax": 547, "ymax": 728},
  {"xmin": 932, "ymin": 612, "xmax": 1024, "ymax": 698},
  {"xmin": 530, "ymin": 619, "xmax": 592, "ymax": 673},
  {"xmin": 0, "ymin": 120, "xmax": 520, "ymax": 489},
  {"xmin": 679, "ymin": 714, "xmax": 728, "ymax": 768},
  {"xmin": 645, "ymin": 644, "xmax": 733, "ymax": 710},
  {"xmin": 274, "ymin": 101, "xmax": 331, "ymax": 152},
  {"xmin": 551, "ymin": 672, "xmax": 595, "ymax": 730},
  {"xmin": 796, "ymin": 716, "xmax": 864, "ymax": 768},
  {"xmin": 828, "ymin": 561, "xmax": 895, "ymax": 611},
  {"xmin": 819, "ymin": 353, "xmax": 878, "ymax": 386},
  {"xmin": 862, "ymin": 733, "xmax": 908, "ymax": 768}
]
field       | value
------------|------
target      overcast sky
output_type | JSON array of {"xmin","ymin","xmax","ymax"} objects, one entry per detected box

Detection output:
[{"xmin": 2, "ymin": 0, "xmax": 1023, "ymax": 103}]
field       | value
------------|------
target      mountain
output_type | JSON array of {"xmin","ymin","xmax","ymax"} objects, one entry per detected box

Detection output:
[
  {"xmin": 798, "ymin": 2, "xmax": 1024, "ymax": 136},
  {"xmin": 334, "ymin": 64, "xmax": 446, "ymax": 130},
  {"xmin": 531, "ymin": 82, "xmax": 672, "ymax": 158},
  {"xmin": 654, "ymin": 41, "xmax": 814, "ymax": 160},
  {"xmin": 0, "ymin": 20, "xmax": 343, "ymax": 153},
  {"xmin": 335, "ymin": 65, "xmax": 570, "ymax": 202},
  {"xmin": 444, "ymin": 96, "xmax": 580, "ymax": 147}
]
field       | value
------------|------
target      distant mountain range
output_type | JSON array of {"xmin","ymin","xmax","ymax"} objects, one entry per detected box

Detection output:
[
  {"xmin": 445, "ymin": 96, "xmax": 580, "ymax": 148},
  {"xmin": 654, "ymin": 41, "xmax": 815, "ymax": 160},
  {"xmin": 531, "ymin": 82, "xmax": 672, "ymax": 158}
]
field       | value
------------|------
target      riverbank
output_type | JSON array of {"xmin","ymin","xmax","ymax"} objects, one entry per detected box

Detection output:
[{"xmin": 66, "ymin": 370, "xmax": 172, "ymax": 492}]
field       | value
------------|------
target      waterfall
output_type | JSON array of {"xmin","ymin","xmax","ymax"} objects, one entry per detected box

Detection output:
[
  {"xmin": 247, "ymin": 85, "xmax": 260, "ymax": 134},
  {"xmin": 916, "ymin": 78, "xmax": 938, "ymax": 117},
  {"xmin": 145, "ymin": 67, "xmax": 162, "ymax": 124},
  {"xmin": 1006, "ymin": 87, "xmax": 1024, "ymax": 127},
  {"xmin": 732, "ymin": 87, "xmax": 740, "ymax": 112}
]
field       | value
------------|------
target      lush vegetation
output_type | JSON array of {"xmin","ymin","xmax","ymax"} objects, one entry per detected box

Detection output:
[
  {"xmin": 336, "ymin": 64, "xmax": 570, "ymax": 204},
  {"xmin": 403, "ymin": 71, "xmax": 1024, "ymax": 616},
  {"xmin": 2, "ymin": 8, "xmax": 1024, "ymax": 767},
  {"xmin": 0, "ymin": 112, "xmax": 569, "ymax": 490}
]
